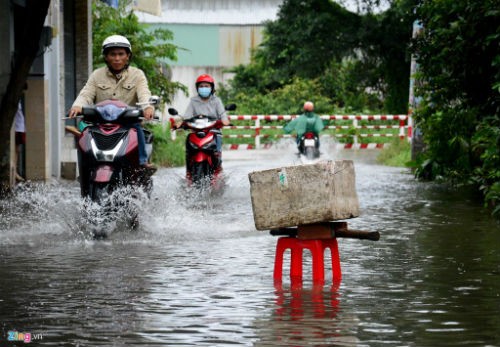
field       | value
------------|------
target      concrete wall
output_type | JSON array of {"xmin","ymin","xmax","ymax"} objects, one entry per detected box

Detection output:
[
  {"xmin": 1, "ymin": 1, "xmax": 15, "ymax": 187},
  {"xmin": 152, "ymin": 24, "xmax": 264, "ymax": 67},
  {"xmin": 74, "ymin": 0, "xmax": 92, "ymax": 91},
  {"xmin": 152, "ymin": 24, "xmax": 264, "ymax": 112},
  {"xmin": 60, "ymin": 0, "xmax": 92, "ymax": 180},
  {"xmin": 0, "ymin": 1, "xmax": 13, "ymax": 106},
  {"xmin": 219, "ymin": 25, "xmax": 263, "ymax": 67},
  {"xmin": 25, "ymin": 79, "xmax": 50, "ymax": 181},
  {"xmin": 137, "ymin": 0, "xmax": 282, "ymax": 25}
]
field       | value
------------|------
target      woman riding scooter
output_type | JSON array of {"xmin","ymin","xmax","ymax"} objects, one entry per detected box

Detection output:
[{"xmin": 179, "ymin": 74, "xmax": 230, "ymax": 173}]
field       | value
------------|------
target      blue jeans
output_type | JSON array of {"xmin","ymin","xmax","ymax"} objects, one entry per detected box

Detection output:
[
  {"xmin": 130, "ymin": 123, "xmax": 148, "ymax": 165},
  {"xmin": 215, "ymin": 133, "xmax": 222, "ymax": 153}
]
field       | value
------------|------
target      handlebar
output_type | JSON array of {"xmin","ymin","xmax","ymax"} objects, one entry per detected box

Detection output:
[
  {"xmin": 64, "ymin": 97, "xmax": 161, "ymax": 122},
  {"xmin": 171, "ymin": 116, "xmax": 224, "ymax": 131}
]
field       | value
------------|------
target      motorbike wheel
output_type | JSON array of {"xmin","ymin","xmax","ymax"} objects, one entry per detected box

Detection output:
[
  {"xmin": 90, "ymin": 182, "xmax": 111, "ymax": 204},
  {"xmin": 191, "ymin": 162, "xmax": 210, "ymax": 189},
  {"xmin": 84, "ymin": 183, "xmax": 112, "ymax": 239},
  {"xmin": 305, "ymin": 147, "xmax": 315, "ymax": 160}
]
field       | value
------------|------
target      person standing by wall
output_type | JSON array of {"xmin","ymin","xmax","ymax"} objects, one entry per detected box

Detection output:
[{"xmin": 14, "ymin": 85, "xmax": 27, "ymax": 182}]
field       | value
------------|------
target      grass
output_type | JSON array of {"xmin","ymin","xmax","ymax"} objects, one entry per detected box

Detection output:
[
  {"xmin": 376, "ymin": 137, "xmax": 411, "ymax": 167},
  {"xmin": 148, "ymin": 124, "xmax": 186, "ymax": 167}
]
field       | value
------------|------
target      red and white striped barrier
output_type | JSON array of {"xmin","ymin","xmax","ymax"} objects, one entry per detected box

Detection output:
[
  {"xmin": 342, "ymin": 143, "xmax": 386, "ymax": 149},
  {"xmin": 223, "ymin": 143, "xmax": 274, "ymax": 150},
  {"xmin": 223, "ymin": 143, "xmax": 386, "ymax": 150},
  {"xmin": 229, "ymin": 115, "xmax": 409, "ymax": 121},
  {"xmin": 171, "ymin": 114, "xmax": 412, "ymax": 150}
]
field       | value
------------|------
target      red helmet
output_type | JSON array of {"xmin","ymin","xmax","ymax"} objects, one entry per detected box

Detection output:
[{"xmin": 196, "ymin": 74, "xmax": 215, "ymax": 89}]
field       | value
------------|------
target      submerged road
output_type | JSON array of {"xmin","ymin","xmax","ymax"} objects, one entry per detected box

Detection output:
[{"xmin": 1, "ymin": 143, "xmax": 499, "ymax": 346}]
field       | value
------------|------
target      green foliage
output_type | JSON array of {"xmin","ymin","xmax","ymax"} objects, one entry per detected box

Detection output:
[
  {"xmin": 471, "ymin": 115, "xmax": 500, "ymax": 212},
  {"xmin": 92, "ymin": 0, "xmax": 185, "ymax": 102},
  {"xmin": 360, "ymin": 1, "xmax": 416, "ymax": 113},
  {"xmin": 148, "ymin": 124, "xmax": 185, "ymax": 167},
  {"xmin": 319, "ymin": 58, "xmax": 385, "ymax": 112},
  {"xmin": 258, "ymin": 0, "xmax": 360, "ymax": 82},
  {"xmin": 412, "ymin": 0, "xmax": 500, "ymax": 216},
  {"xmin": 219, "ymin": 77, "xmax": 332, "ymax": 114}
]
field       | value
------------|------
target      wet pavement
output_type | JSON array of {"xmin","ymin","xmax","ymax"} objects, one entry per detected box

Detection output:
[{"xmin": 1, "ymin": 142, "xmax": 500, "ymax": 346}]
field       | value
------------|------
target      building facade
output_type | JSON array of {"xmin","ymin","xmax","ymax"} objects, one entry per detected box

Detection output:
[
  {"xmin": 136, "ymin": 0, "xmax": 283, "ymax": 113},
  {"xmin": 0, "ymin": 0, "xmax": 92, "ymax": 186}
]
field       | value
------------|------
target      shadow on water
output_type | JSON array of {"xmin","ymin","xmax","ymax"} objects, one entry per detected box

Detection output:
[{"xmin": 1, "ymin": 140, "xmax": 500, "ymax": 346}]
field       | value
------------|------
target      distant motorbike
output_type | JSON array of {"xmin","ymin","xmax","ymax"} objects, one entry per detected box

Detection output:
[
  {"xmin": 298, "ymin": 132, "xmax": 320, "ymax": 160},
  {"xmin": 168, "ymin": 104, "xmax": 236, "ymax": 190},
  {"xmin": 73, "ymin": 97, "xmax": 159, "ymax": 234}
]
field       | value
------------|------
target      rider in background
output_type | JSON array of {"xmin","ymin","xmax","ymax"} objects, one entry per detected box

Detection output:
[
  {"xmin": 68, "ymin": 35, "xmax": 155, "ymax": 170},
  {"xmin": 284, "ymin": 101, "xmax": 324, "ymax": 147},
  {"xmin": 181, "ymin": 74, "xmax": 230, "ymax": 167}
]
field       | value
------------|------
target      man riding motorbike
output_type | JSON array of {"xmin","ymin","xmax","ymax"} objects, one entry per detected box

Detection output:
[
  {"xmin": 284, "ymin": 101, "xmax": 324, "ymax": 150},
  {"xmin": 68, "ymin": 34, "xmax": 156, "ymax": 170}
]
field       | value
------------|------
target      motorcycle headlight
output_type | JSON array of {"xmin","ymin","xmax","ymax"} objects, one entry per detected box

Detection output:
[
  {"xmin": 187, "ymin": 140, "xmax": 199, "ymax": 150},
  {"xmin": 91, "ymin": 138, "xmax": 123, "ymax": 161},
  {"xmin": 202, "ymin": 142, "xmax": 217, "ymax": 151}
]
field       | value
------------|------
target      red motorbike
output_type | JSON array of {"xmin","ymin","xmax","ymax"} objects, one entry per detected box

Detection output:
[
  {"xmin": 168, "ymin": 104, "xmax": 235, "ymax": 190},
  {"xmin": 73, "ymin": 98, "xmax": 158, "ymax": 234},
  {"xmin": 298, "ymin": 132, "xmax": 320, "ymax": 160}
]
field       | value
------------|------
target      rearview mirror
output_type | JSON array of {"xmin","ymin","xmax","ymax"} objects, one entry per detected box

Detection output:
[
  {"xmin": 225, "ymin": 103, "xmax": 237, "ymax": 111},
  {"xmin": 149, "ymin": 95, "xmax": 161, "ymax": 106},
  {"xmin": 168, "ymin": 108, "xmax": 178, "ymax": 116}
]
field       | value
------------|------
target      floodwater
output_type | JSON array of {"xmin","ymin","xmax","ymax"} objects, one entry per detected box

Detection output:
[{"xmin": 1, "ymin": 142, "xmax": 500, "ymax": 346}]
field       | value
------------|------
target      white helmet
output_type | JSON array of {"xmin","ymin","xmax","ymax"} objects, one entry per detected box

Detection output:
[{"xmin": 102, "ymin": 35, "xmax": 132, "ymax": 55}]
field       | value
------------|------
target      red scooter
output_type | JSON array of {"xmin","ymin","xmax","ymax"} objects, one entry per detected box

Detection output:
[
  {"xmin": 168, "ymin": 104, "xmax": 235, "ymax": 190},
  {"xmin": 298, "ymin": 132, "xmax": 320, "ymax": 160}
]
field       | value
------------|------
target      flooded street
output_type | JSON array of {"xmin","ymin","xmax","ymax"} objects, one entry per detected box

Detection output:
[{"xmin": 1, "ymin": 144, "xmax": 500, "ymax": 346}]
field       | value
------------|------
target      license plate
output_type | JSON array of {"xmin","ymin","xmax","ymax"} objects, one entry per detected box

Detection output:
[{"xmin": 304, "ymin": 139, "xmax": 315, "ymax": 146}]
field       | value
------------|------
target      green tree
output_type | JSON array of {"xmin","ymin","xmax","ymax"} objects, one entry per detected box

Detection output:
[
  {"xmin": 92, "ymin": 0, "xmax": 185, "ymax": 102},
  {"xmin": 412, "ymin": 0, "xmax": 500, "ymax": 214},
  {"xmin": 256, "ymin": 0, "xmax": 360, "ymax": 85},
  {"xmin": 358, "ymin": 1, "xmax": 416, "ymax": 113},
  {"xmin": 219, "ymin": 77, "xmax": 332, "ymax": 114},
  {"xmin": 319, "ymin": 58, "xmax": 385, "ymax": 112},
  {"xmin": 224, "ymin": 0, "xmax": 415, "ymax": 114}
]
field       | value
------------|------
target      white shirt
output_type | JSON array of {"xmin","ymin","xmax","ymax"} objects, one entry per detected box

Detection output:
[{"xmin": 14, "ymin": 101, "xmax": 25, "ymax": 133}]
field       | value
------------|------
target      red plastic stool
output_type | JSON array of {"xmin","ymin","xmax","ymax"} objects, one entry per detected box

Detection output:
[{"xmin": 273, "ymin": 237, "xmax": 342, "ymax": 284}]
